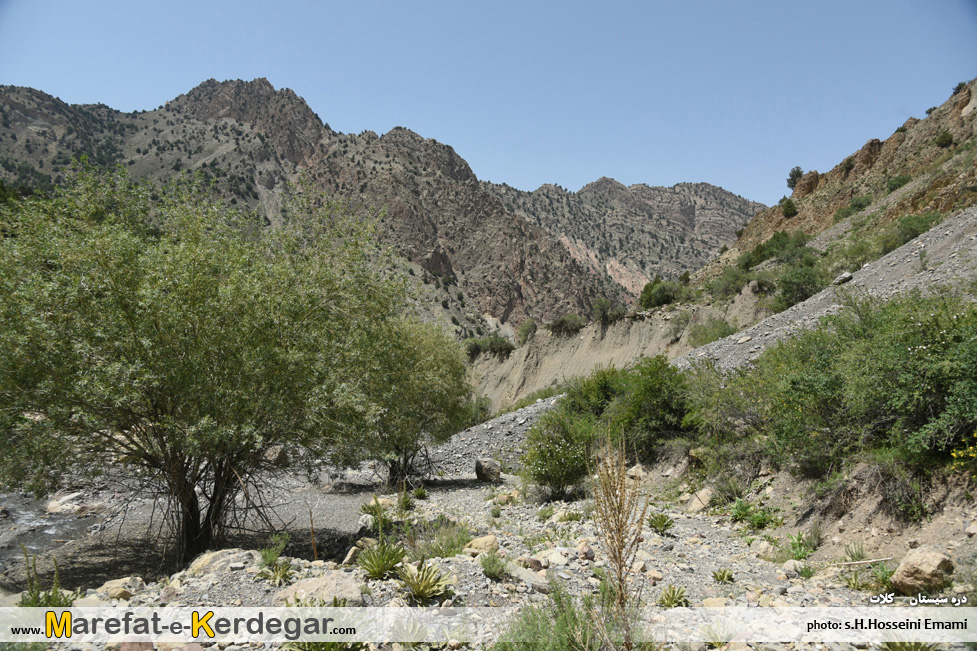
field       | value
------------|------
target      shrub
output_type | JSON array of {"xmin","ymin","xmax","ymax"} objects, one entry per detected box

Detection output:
[
  {"xmin": 833, "ymin": 195, "xmax": 872, "ymax": 222},
  {"xmin": 712, "ymin": 568, "xmax": 734, "ymax": 584},
  {"xmin": 547, "ymin": 313, "xmax": 587, "ymax": 336},
  {"xmin": 465, "ymin": 333, "xmax": 515, "ymax": 361},
  {"xmin": 735, "ymin": 290, "xmax": 977, "ymax": 478},
  {"xmin": 897, "ymin": 211, "xmax": 942, "ymax": 244},
  {"xmin": 523, "ymin": 410, "xmax": 595, "ymax": 498},
  {"xmin": 954, "ymin": 82, "xmax": 968, "ymax": 94},
  {"xmin": 772, "ymin": 265, "xmax": 826, "ymax": 312},
  {"xmin": 688, "ymin": 316, "xmax": 736, "ymax": 347},
  {"xmin": 491, "ymin": 580, "xmax": 605, "ymax": 651},
  {"xmin": 480, "ymin": 550, "xmax": 508, "ymax": 580},
  {"xmin": 516, "ymin": 318, "xmax": 537, "ymax": 346},
  {"xmin": 706, "ymin": 266, "xmax": 749, "ymax": 299},
  {"xmin": 841, "ymin": 157, "xmax": 855, "ymax": 174},
  {"xmin": 780, "ymin": 197, "xmax": 798, "ymax": 218},
  {"xmin": 592, "ymin": 297, "xmax": 627, "ymax": 327},
  {"xmin": 600, "ymin": 355, "xmax": 690, "ymax": 450},
  {"xmin": 665, "ymin": 310, "xmax": 692, "ymax": 343},
  {"xmin": 406, "ymin": 517, "xmax": 472, "ymax": 559},
  {"xmin": 936, "ymin": 130, "xmax": 953, "ymax": 148},
  {"xmin": 886, "ymin": 174, "xmax": 912, "ymax": 193},
  {"xmin": 737, "ymin": 230, "xmax": 812, "ymax": 271},
  {"xmin": 640, "ymin": 276, "xmax": 687, "ymax": 309}
]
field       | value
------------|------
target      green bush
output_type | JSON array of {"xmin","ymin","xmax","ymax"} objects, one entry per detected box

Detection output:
[
  {"xmin": 737, "ymin": 231, "xmax": 812, "ymax": 271},
  {"xmin": 886, "ymin": 175, "xmax": 912, "ymax": 193},
  {"xmin": 688, "ymin": 316, "xmax": 736, "ymax": 347},
  {"xmin": 772, "ymin": 265, "xmax": 827, "ymax": 312},
  {"xmin": 465, "ymin": 333, "xmax": 515, "ymax": 361},
  {"xmin": 723, "ymin": 290, "xmax": 977, "ymax": 477},
  {"xmin": 592, "ymin": 297, "xmax": 627, "ymax": 327},
  {"xmin": 516, "ymin": 318, "xmax": 537, "ymax": 346},
  {"xmin": 780, "ymin": 197, "xmax": 799, "ymax": 218},
  {"xmin": 547, "ymin": 313, "xmax": 587, "ymax": 336},
  {"xmin": 640, "ymin": 276, "xmax": 689, "ymax": 309},
  {"xmin": 492, "ymin": 580, "xmax": 605, "ymax": 651},
  {"xmin": 833, "ymin": 195, "xmax": 873, "ymax": 222},
  {"xmin": 665, "ymin": 310, "xmax": 692, "ymax": 343},
  {"xmin": 841, "ymin": 157, "xmax": 855, "ymax": 174},
  {"xmin": 480, "ymin": 550, "xmax": 509, "ymax": 580},
  {"xmin": 936, "ymin": 130, "xmax": 954, "ymax": 148},
  {"xmin": 523, "ymin": 410, "xmax": 595, "ymax": 498},
  {"xmin": 897, "ymin": 211, "xmax": 943, "ymax": 244},
  {"xmin": 601, "ymin": 356, "xmax": 690, "ymax": 450},
  {"xmin": 706, "ymin": 266, "xmax": 749, "ymax": 299}
]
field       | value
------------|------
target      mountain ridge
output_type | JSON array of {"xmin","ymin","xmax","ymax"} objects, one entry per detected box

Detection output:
[{"xmin": 0, "ymin": 78, "xmax": 761, "ymax": 326}]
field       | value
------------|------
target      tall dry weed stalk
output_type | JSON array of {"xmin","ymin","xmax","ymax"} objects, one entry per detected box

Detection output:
[{"xmin": 592, "ymin": 440, "xmax": 651, "ymax": 651}]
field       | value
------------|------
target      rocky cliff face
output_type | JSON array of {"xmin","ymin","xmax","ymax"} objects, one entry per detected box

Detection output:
[
  {"xmin": 0, "ymin": 78, "xmax": 759, "ymax": 326},
  {"xmin": 693, "ymin": 79, "xmax": 977, "ymax": 284},
  {"xmin": 482, "ymin": 177, "xmax": 763, "ymax": 294}
]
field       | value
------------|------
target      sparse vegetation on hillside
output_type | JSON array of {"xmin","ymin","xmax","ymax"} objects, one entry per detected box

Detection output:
[
  {"xmin": 688, "ymin": 316, "xmax": 737, "ymax": 347},
  {"xmin": 547, "ymin": 313, "xmax": 588, "ymax": 336},
  {"xmin": 466, "ymin": 333, "xmax": 516, "ymax": 361},
  {"xmin": 638, "ymin": 275, "xmax": 692, "ymax": 309},
  {"xmin": 520, "ymin": 287, "xmax": 977, "ymax": 526},
  {"xmin": 516, "ymin": 318, "xmax": 537, "ymax": 346},
  {"xmin": 591, "ymin": 297, "xmax": 627, "ymax": 327}
]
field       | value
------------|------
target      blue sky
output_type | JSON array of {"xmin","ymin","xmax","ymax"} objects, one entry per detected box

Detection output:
[{"xmin": 1, "ymin": 0, "xmax": 976, "ymax": 205}]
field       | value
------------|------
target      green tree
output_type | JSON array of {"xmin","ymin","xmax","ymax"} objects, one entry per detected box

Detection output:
[
  {"xmin": 337, "ymin": 318, "xmax": 472, "ymax": 483},
  {"xmin": 787, "ymin": 166, "xmax": 804, "ymax": 190},
  {"xmin": 780, "ymin": 197, "xmax": 799, "ymax": 218},
  {"xmin": 0, "ymin": 167, "xmax": 407, "ymax": 564}
]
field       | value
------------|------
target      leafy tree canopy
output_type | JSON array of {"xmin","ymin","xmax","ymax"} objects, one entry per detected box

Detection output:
[{"xmin": 0, "ymin": 166, "xmax": 446, "ymax": 563}]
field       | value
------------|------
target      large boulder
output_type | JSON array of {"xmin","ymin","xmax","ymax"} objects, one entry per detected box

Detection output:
[
  {"xmin": 273, "ymin": 572, "xmax": 364, "ymax": 606},
  {"xmin": 464, "ymin": 534, "xmax": 499, "ymax": 556},
  {"xmin": 504, "ymin": 562, "xmax": 550, "ymax": 594},
  {"xmin": 891, "ymin": 547, "xmax": 954, "ymax": 594},
  {"xmin": 686, "ymin": 487, "xmax": 714, "ymax": 513},
  {"xmin": 187, "ymin": 549, "xmax": 258, "ymax": 577},
  {"xmin": 475, "ymin": 458, "xmax": 502, "ymax": 482}
]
